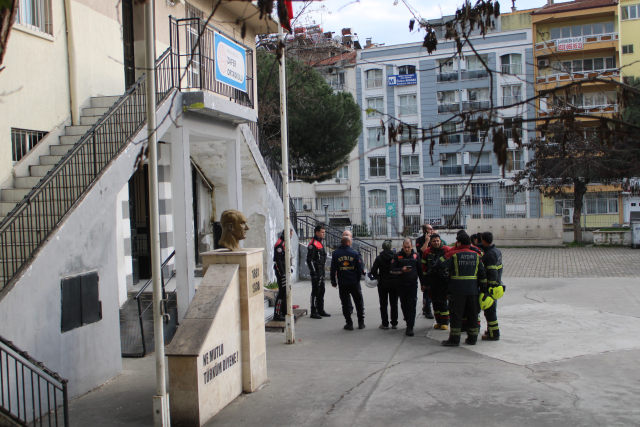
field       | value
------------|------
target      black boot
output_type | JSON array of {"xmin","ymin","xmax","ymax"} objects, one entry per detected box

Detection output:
[
  {"xmin": 406, "ymin": 328, "xmax": 414, "ymax": 336},
  {"xmin": 423, "ymin": 308, "xmax": 434, "ymax": 319},
  {"xmin": 344, "ymin": 323, "xmax": 354, "ymax": 331},
  {"xmin": 310, "ymin": 296, "xmax": 322, "ymax": 319},
  {"xmin": 465, "ymin": 336, "xmax": 478, "ymax": 345},
  {"xmin": 442, "ymin": 335, "xmax": 460, "ymax": 346},
  {"xmin": 358, "ymin": 319, "xmax": 366, "ymax": 329},
  {"xmin": 317, "ymin": 304, "xmax": 331, "ymax": 317}
]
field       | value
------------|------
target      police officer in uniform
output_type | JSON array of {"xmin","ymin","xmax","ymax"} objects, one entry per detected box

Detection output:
[
  {"xmin": 438, "ymin": 232, "xmax": 487, "ymax": 346},
  {"xmin": 307, "ymin": 225, "xmax": 330, "ymax": 319},
  {"xmin": 391, "ymin": 238, "xmax": 426, "ymax": 336},
  {"xmin": 480, "ymin": 231, "xmax": 504, "ymax": 341},
  {"xmin": 273, "ymin": 229, "xmax": 293, "ymax": 321},
  {"xmin": 331, "ymin": 236, "xmax": 365, "ymax": 330},
  {"xmin": 421, "ymin": 233, "xmax": 451, "ymax": 330}
]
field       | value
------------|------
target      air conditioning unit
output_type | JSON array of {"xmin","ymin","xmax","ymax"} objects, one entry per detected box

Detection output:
[
  {"xmin": 303, "ymin": 204, "xmax": 311, "ymax": 211},
  {"xmin": 538, "ymin": 59, "xmax": 550, "ymax": 68},
  {"xmin": 563, "ymin": 208, "xmax": 574, "ymax": 225}
]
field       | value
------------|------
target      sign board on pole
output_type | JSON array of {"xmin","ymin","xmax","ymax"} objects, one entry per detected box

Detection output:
[
  {"xmin": 556, "ymin": 37, "xmax": 583, "ymax": 51},
  {"xmin": 386, "ymin": 203, "xmax": 396, "ymax": 218},
  {"xmin": 215, "ymin": 33, "xmax": 247, "ymax": 93},
  {"xmin": 388, "ymin": 74, "xmax": 417, "ymax": 86}
]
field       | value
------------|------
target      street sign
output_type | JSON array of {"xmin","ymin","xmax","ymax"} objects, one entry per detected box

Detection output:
[
  {"xmin": 215, "ymin": 32, "xmax": 247, "ymax": 93},
  {"xmin": 388, "ymin": 73, "xmax": 417, "ymax": 86},
  {"xmin": 386, "ymin": 203, "xmax": 396, "ymax": 218}
]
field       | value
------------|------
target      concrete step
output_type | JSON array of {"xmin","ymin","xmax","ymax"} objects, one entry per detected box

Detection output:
[
  {"xmin": 0, "ymin": 201, "xmax": 68, "ymax": 216},
  {"xmin": 29, "ymin": 164, "xmax": 55, "ymax": 177},
  {"xmin": 13, "ymin": 176, "xmax": 43, "ymax": 189},
  {"xmin": 80, "ymin": 115, "xmax": 102, "ymax": 126},
  {"xmin": 50, "ymin": 144, "xmax": 75, "ymax": 156},
  {"xmin": 39, "ymin": 155, "xmax": 63, "ymax": 165},
  {"xmin": 0, "ymin": 202, "xmax": 17, "ymax": 216},
  {"xmin": 64, "ymin": 125, "xmax": 92, "ymax": 136},
  {"xmin": 82, "ymin": 107, "xmax": 109, "ymax": 117},
  {"xmin": 90, "ymin": 96, "xmax": 121, "ymax": 108},
  {"xmin": 60, "ymin": 135, "xmax": 82, "ymax": 145},
  {"xmin": 1, "ymin": 188, "xmax": 30, "ymax": 202}
]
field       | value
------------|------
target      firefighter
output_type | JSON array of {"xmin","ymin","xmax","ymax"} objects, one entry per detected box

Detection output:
[
  {"xmin": 421, "ymin": 233, "xmax": 451, "ymax": 330},
  {"xmin": 415, "ymin": 224, "xmax": 434, "ymax": 320},
  {"xmin": 307, "ymin": 225, "xmax": 330, "ymax": 319},
  {"xmin": 437, "ymin": 232, "xmax": 487, "ymax": 346},
  {"xmin": 273, "ymin": 229, "xmax": 293, "ymax": 321},
  {"xmin": 330, "ymin": 236, "xmax": 365, "ymax": 330},
  {"xmin": 391, "ymin": 238, "xmax": 426, "ymax": 336},
  {"xmin": 480, "ymin": 231, "xmax": 504, "ymax": 341}
]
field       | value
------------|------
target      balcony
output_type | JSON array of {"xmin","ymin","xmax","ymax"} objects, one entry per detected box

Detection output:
[
  {"xmin": 537, "ymin": 103, "xmax": 619, "ymax": 118},
  {"xmin": 365, "ymin": 78, "xmax": 383, "ymax": 89},
  {"xmin": 438, "ymin": 134, "xmax": 461, "ymax": 144},
  {"xmin": 464, "ymin": 133, "xmax": 479, "ymax": 143},
  {"xmin": 506, "ymin": 160, "xmax": 525, "ymax": 172},
  {"xmin": 440, "ymin": 166, "xmax": 462, "ymax": 176},
  {"xmin": 504, "ymin": 128, "xmax": 522, "ymax": 140},
  {"xmin": 314, "ymin": 180, "xmax": 349, "ymax": 193},
  {"xmin": 461, "ymin": 69, "xmax": 489, "ymax": 80},
  {"xmin": 437, "ymin": 72, "xmax": 458, "ymax": 82},
  {"xmin": 441, "ymin": 197, "xmax": 460, "ymax": 205},
  {"xmin": 465, "ymin": 196, "xmax": 493, "ymax": 205},
  {"xmin": 331, "ymin": 83, "xmax": 345, "ymax": 91},
  {"xmin": 536, "ymin": 68, "xmax": 620, "ymax": 85},
  {"xmin": 501, "ymin": 63, "xmax": 522, "ymax": 75},
  {"xmin": 438, "ymin": 103, "xmax": 460, "ymax": 113},
  {"xmin": 534, "ymin": 33, "xmax": 619, "ymax": 55},
  {"xmin": 502, "ymin": 96, "xmax": 522, "ymax": 107},
  {"xmin": 465, "ymin": 164, "xmax": 492, "ymax": 174},
  {"xmin": 462, "ymin": 101, "xmax": 490, "ymax": 111}
]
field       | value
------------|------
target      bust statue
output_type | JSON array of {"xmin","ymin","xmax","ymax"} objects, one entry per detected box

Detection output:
[{"xmin": 219, "ymin": 209, "xmax": 250, "ymax": 252}]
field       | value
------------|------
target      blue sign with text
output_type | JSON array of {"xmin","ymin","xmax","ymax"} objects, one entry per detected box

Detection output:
[
  {"xmin": 388, "ymin": 74, "xmax": 417, "ymax": 86},
  {"xmin": 214, "ymin": 33, "xmax": 247, "ymax": 93}
]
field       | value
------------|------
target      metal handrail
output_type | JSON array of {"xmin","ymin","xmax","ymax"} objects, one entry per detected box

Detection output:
[
  {"xmin": 0, "ymin": 49, "xmax": 173, "ymax": 292},
  {"xmin": 133, "ymin": 250, "xmax": 176, "ymax": 299},
  {"xmin": 0, "ymin": 335, "xmax": 69, "ymax": 426}
]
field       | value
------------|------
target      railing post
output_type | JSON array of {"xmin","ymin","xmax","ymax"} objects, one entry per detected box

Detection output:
[
  {"xmin": 92, "ymin": 133, "xmax": 98, "ymax": 178},
  {"xmin": 63, "ymin": 382, "xmax": 70, "ymax": 427},
  {"xmin": 137, "ymin": 297, "xmax": 147, "ymax": 356}
]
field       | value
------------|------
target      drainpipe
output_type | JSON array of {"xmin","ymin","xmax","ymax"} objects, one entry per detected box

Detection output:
[
  {"xmin": 144, "ymin": 1, "xmax": 168, "ymax": 425},
  {"xmin": 63, "ymin": 0, "xmax": 79, "ymax": 125}
]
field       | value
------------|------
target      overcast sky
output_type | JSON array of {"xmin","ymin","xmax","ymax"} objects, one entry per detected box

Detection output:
[{"xmin": 295, "ymin": 0, "xmax": 553, "ymax": 47}]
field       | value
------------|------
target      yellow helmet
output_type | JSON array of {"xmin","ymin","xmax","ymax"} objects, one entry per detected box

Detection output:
[
  {"xmin": 489, "ymin": 285, "xmax": 505, "ymax": 300},
  {"xmin": 479, "ymin": 292, "xmax": 495, "ymax": 311}
]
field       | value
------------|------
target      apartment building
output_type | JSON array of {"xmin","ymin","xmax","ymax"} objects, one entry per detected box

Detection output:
[
  {"xmin": 619, "ymin": 0, "xmax": 640, "ymax": 79},
  {"xmin": 353, "ymin": 13, "xmax": 537, "ymax": 236}
]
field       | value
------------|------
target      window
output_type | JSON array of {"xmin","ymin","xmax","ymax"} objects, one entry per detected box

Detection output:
[
  {"xmin": 292, "ymin": 197, "xmax": 304, "ymax": 211},
  {"xmin": 582, "ymin": 91, "xmax": 617, "ymax": 107},
  {"xmin": 369, "ymin": 157, "xmax": 386, "ymax": 178},
  {"xmin": 623, "ymin": 4, "xmax": 639, "ymax": 20},
  {"xmin": 500, "ymin": 54, "xmax": 522, "ymax": 75},
  {"xmin": 317, "ymin": 197, "xmax": 350, "ymax": 211},
  {"xmin": 11, "ymin": 128, "xmax": 47, "ymax": 162},
  {"xmin": 401, "ymin": 155, "xmax": 420, "ymax": 176},
  {"xmin": 550, "ymin": 22, "xmax": 615, "ymax": 39},
  {"xmin": 467, "ymin": 152, "xmax": 491, "ymax": 174},
  {"xmin": 403, "ymin": 188, "xmax": 420, "ymax": 205},
  {"xmin": 466, "ymin": 56, "xmax": 486, "ymax": 70},
  {"xmin": 438, "ymin": 91, "xmax": 458, "ymax": 113},
  {"xmin": 328, "ymin": 72, "xmax": 345, "ymax": 89},
  {"xmin": 399, "ymin": 125, "xmax": 418, "ymax": 142},
  {"xmin": 403, "ymin": 215, "xmax": 421, "ymax": 234},
  {"xmin": 440, "ymin": 122, "xmax": 460, "ymax": 143},
  {"xmin": 554, "ymin": 57, "xmax": 616, "ymax": 73},
  {"xmin": 399, "ymin": 94, "xmax": 418, "ymax": 116},
  {"xmin": 555, "ymin": 198, "xmax": 574, "ymax": 215},
  {"xmin": 504, "ymin": 117, "xmax": 522, "ymax": 140},
  {"xmin": 623, "ymin": 45, "xmax": 634, "ymax": 54},
  {"xmin": 371, "ymin": 214, "xmax": 388, "ymax": 235},
  {"xmin": 368, "ymin": 127, "xmax": 385, "ymax": 148},
  {"xmin": 369, "ymin": 190, "xmax": 387, "ymax": 207},
  {"xmin": 443, "ymin": 184, "xmax": 459, "ymax": 199},
  {"xmin": 440, "ymin": 154, "xmax": 460, "ymax": 176},
  {"xmin": 367, "ymin": 97, "xmax": 384, "ymax": 118},
  {"xmin": 472, "ymin": 183, "xmax": 490, "ymax": 198},
  {"xmin": 506, "ymin": 150, "xmax": 524, "ymax": 171},
  {"xmin": 437, "ymin": 59, "xmax": 458, "ymax": 82},
  {"xmin": 462, "ymin": 56, "xmax": 489, "ymax": 80},
  {"xmin": 502, "ymin": 85, "xmax": 522, "ymax": 106},
  {"xmin": 464, "ymin": 89, "xmax": 490, "ymax": 111},
  {"xmin": 333, "ymin": 165, "xmax": 348, "ymax": 180},
  {"xmin": 366, "ymin": 69, "xmax": 383, "ymax": 88},
  {"xmin": 16, "ymin": 0, "xmax": 53, "ymax": 35},
  {"xmin": 586, "ymin": 194, "xmax": 618, "ymax": 214},
  {"xmin": 399, "ymin": 65, "xmax": 416, "ymax": 75},
  {"xmin": 61, "ymin": 272, "xmax": 102, "ymax": 333}
]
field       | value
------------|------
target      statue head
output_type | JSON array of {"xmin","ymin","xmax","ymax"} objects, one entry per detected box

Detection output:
[{"xmin": 219, "ymin": 209, "xmax": 250, "ymax": 252}]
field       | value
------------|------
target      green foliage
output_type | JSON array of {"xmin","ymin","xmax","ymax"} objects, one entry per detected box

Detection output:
[
  {"xmin": 566, "ymin": 240, "xmax": 586, "ymax": 248},
  {"xmin": 352, "ymin": 222, "xmax": 371, "ymax": 237},
  {"xmin": 265, "ymin": 282, "xmax": 279, "ymax": 290},
  {"xmin": 257, "ymin": 50, "xmax": 362, "ymax": 183},
  {"xmin": 0, "ymin": 0, "xmax": 12, "ymax": 10}
]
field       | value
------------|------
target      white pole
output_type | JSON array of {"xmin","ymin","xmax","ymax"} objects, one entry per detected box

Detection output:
[
  {"xmin": 279, "ymin": 24, "xmax": 295, "ymax": 344},
  {"xmin": 144, "ymin": 1, "xmax": 169, "ymax": 425}
]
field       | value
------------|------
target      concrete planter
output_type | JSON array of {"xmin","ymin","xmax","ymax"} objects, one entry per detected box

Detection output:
[{"xmin": 592, "ymin": 230, "xmax": 631, "ymax": 246}]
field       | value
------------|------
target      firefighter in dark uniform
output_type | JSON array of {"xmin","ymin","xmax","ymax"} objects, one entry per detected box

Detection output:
[
  {"xmin": 415, "ymin": 224, "xmax": 434, "ymax": 320},
  {"xmin": 438, "ymin": 232, "xmax": 487, "ymax": 346},
  {"xmin": 307, "ymin": 225, "xmax": 330, "ymax": 319},
  {"xmin": 480, "ymin": 231, "xmax": 504, "ymax": 341},
  {"xmin": 331, "ymin": 236, "xmax": 365, "ymax": 330},
  {"xmin": 421, "ymin": 233, "xmax": 451, "ymax": 330},
  {"xmin": 273, "ymin": 229, "xmax": 293, "ymax": 321},
  {"xmin": 391, "ymin": 238, "xmax": 426, "ymax": 336}
]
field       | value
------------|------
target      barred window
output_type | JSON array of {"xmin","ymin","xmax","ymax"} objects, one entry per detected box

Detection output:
[
  {"xmin": 12, "ymin": 128, "xmax": 47, "ymax": 162},
  {"xmin": 16, "ymin": 0, "xmax": 53, "ymax": 35}
]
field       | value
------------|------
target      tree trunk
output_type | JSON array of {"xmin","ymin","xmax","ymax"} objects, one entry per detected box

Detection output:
[
  {"xmin": 0, "ymin": 0, "xmax": 19, "ymax": 71},
  {"xmin": 572, "ymin": 181, "xmax": 588, "ymax": 243}
]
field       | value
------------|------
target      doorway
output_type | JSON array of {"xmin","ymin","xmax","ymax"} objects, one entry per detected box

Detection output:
[{"xmin": 129, "ymin": 166, "xmax": 152, "ymax": 282}]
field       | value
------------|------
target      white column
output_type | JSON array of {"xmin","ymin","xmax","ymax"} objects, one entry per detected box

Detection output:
[
  {"xmin": 227, "ymin": 134, "xmax": 243, "ymax": 211},
  {"xmin": 171, "ymin": 119, "xmax": 196, "ymax": 322}
]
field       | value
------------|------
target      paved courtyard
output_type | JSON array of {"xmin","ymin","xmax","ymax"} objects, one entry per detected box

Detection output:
[{"xmin": 67, "ymin": 247, "xmax": 640, "ymax": 426}]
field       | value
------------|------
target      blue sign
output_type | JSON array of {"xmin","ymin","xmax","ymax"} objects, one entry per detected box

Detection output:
[
  {"xmin": 214, "ymin": 33, "xmax": 247, "ymax": 93},
  {"xmin": 386, "ymin": 203, "xmax": 396, "ymax": 218},
  {"xmin": 388, "ymin": 74, "xmax": 417, "ymax": 86}
]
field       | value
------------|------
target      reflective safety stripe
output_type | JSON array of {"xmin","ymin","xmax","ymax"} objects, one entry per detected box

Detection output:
[
  {"xmin": 488, "ymin": 280, "xmax": 500, "ymax": 285},
  {"xmin": 488, "ymin": 321, "xmax": 499, "ymax": 326},
  {"xmin": 453, "ymin": 253, "xmax": 459, "ymax": 277},
  {"xmin": 474, "ymin": 254, "xmax": 479, "ymax": 276},
  {"xmin": 451, "ymin": 276, "xmax": 477, "ymax": 280},
  {"xmin": 467, "ymin": 328, "xmax": 479, "ymax": 335},
  {"xmin": 441, "ymin": 311, "xmax": 450, "ymax": 316},
  {"xmin": 439, "ymin": 256, "xmax": 446, "ymax": 262},
  {"xmin": 421, "ymin": 259, "xmax": 427, "ymax": 264},
  {"xmin": 450, "ymin": 328, "xmax": 462, "ymax": 336},
  {"xmin": 479, "ymin": 279, "xmax": 487, "ymax": 283},
  {"xmin": 488, "ymin": 326, "xmax": 499, "ymax": 331},
  {"xmin": 485, "ymin": 264, "xmax": 503, "ymax": 270}
]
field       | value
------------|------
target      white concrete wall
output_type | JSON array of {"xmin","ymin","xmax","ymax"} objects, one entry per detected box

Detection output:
[{"xmin": 467, "ymin": 218, "xmax": 564, "ymax": 246}]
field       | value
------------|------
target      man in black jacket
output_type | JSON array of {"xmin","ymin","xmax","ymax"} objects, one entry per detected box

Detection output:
[
  {"xmin": 273, "ymin": 229, "xmax": 293, "ymax": 321},
  {"xmin": 307, "ymin": 225, "xmax": 330, "ymax": 319},
  {"xmin": 481, "ymin": 231, "xmax": 504, "ymax": 341},
  {"xmin": 391, "ymin": 238, "xmax": 426, "ymax": 336},
  {"xmin": 415, "ymin": 224, "xmax": 435, "ymax": 320},
  {"xmin": 331, "ymin": 236, "xmax": 365, "ymax": 330},
  {"xmin": 370, "ymin": 240, "xmax": 398, "ymax": 329}
]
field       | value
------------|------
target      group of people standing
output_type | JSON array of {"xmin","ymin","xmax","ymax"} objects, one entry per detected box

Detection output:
[{"xmin": 272, "ymin": 224, "xmax": 504, "ymax": 347}]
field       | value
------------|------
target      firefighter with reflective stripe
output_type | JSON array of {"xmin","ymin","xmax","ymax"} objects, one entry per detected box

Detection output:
[
  {"xmin": 480, "ymin": 231, "xmax": 504, "ymax": 341},
  {"xmin": 421, "ymin": 234, "xmax": 451, "ymax": 330},
  {"xmin": 306, "ymin": 225, "xmax": 330, "ymax": 319},
  {"xmin": 437, "ymin": 232, "xmax": 487, "ymax": 346},
  {"xmin": 451, "ymin": 231, "xmax": 484, "ymax": 333},
  {"xmin": 273, "ymin": 229, "xmax": 293, "ymax": 322},
  {"xmin": 391, "ymin": 238, "xmax": 426, "ymax": 337}
]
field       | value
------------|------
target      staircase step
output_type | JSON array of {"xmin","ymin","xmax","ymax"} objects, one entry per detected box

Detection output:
[
  {"xmin": 29, "ymin": 164, "xmax": 55, "ymax": 177},
  {"xmin": 80, "ymin": 115, "xmax": 102, "ymax": 126},
  {"xmin": 50, "ymin": 144, "xmax": 76, "ymax": 156},
  {"xmin": 60, "ymin": 135, "xmax": 82, "ymax": 145},
  {"xmin": 39, "ymin": 155, "xmax": 63, "ymax": 165},
  {"xmin": 65, "ymin": 125, "xmax": 92, "ymax": 136},
  {"xmin": 13, "ymin": 176, "xmax": 43, "ymax": 189},
  {"xmin": 0, "ymin": 230, "xmax": 52, "ymax": 244},
  {"xmin": 83, "ymin": 107, "xmax": 110, "ymax": 116},
  {"xmin": 1, "ymin": 188, "xmax": 30, "ymax": 202},
  {"xmin": 91, "ymin": 96, "xmax": 121, "ymax": 108},
  {"xmin": 0, "ymin": 202, "xmax": 17, "ymax": 216}
]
